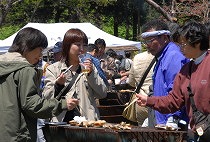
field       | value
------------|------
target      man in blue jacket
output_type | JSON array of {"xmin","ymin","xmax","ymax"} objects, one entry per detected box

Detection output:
[{"xmin": 141, "ymin": 19, "xmax": 189, "ymax": 129}]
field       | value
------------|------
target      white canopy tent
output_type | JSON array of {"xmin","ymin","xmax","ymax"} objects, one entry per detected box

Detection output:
[{"xmin": 0, "ymin": 23, "xmax": 141, "ymax": 54}]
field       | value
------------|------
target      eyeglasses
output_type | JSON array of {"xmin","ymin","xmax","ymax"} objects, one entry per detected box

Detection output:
[
  {"xmin": 142, "ymin": 37, "xmax": 157, "ymax": 45},
  {"xmin": 179, "ymin": 43, "xmax": 188, "ymax": 48}
]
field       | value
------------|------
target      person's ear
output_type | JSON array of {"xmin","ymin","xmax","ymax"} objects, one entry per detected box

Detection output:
[
  {"xmin": 194, "ymin": 42, "xmax": 201, "ymax": 49},
  {"xmin": 93, "ymin": 49, "xmax": 97, "ymax": 55}
]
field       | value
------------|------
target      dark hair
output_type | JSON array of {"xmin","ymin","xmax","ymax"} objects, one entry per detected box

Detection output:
[
  {"xmin": 62, "ymin": 28, "xmax": 88, "ymax": 61},
  {"xmin": 124, "ymin": 50, "xmax": 131, "ymax": 58},
  {"xmin": 142, "ymin": 19, "xmax": 169, "ymax": 33},
  {"xmin": 179, "ymin": 20, "xmax": 209, "ymax": 50},
  {"xmin": 106, "ymin": 49, "xmax": 117, "ymax": 58},
  {"xmin": 204, "ymin": 21, "xmax": 210, "ymax": 37},
  {"xmin": 94, "ymin": 38, "xmax": 106, "ymax": 48},
  {"xmin": 167, "ymin": 22, "xmax": 180, "ymax": 42},
  {"xmin": 118, "ymin": 66, "xmax": 126, "ymax": 72},
  {"xmin": 8, "ymin": 27, "xmax": 48, "ymax": 54},
  {"xmin": 86, "ymin": 44, "xmax": 99, "ymax": 53},
  {"xmin": 117, "ymin": 54, "xmax": 124, "ymax": 61}
]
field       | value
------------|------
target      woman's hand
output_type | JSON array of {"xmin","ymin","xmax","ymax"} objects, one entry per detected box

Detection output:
[
  {"xmin": 66, "ymin": 98, "xmax": 79, "ymax": 110},
  {"xmin": 55, "ymin": 72, "xmax": 66, "ymax": 85},
  {"xmin": 136, "ymin": 93, "xmax": 148, "ymax": 107},
  {"xmin": 83, "ymin": 58, "xmax": 93, "ymax": 74}
]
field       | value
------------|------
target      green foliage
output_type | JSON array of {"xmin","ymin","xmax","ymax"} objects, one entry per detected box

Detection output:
[
  {"xmin": 88, "ymin": 0, "xmax": 116, "ymax": 6},
  {"xmin": 0, "ymin": 0, "xmax": 166, "ymax": 43},
  {"xmin": 100, "ymin": 16, "xmax": 134, "ymax": 40},
  {"xmin": 0, "ymin": 0, "xmax": 119, "ymax": 40},
  {"xmin": 141, "ymin": 44, "xmax": 147, "ymax": 52},
  {"xmin": 145, "ymin": 3, "xmax": 162, "ymax": 21},
  {"xmin": 102, "ymin": 17, "xmax": 114, "ymax": 35},
  {"xmin": 0, "ymin": 25, "xmax": 22, "ymax": 40}
]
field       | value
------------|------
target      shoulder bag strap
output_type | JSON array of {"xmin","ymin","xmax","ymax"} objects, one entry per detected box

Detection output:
[
  {"xmin": 187, "ymin": 61, "xmax": 199, "ymax": 114},
  {"xmin": 55, "ymin": 73, "xmax": 79, "ymax": 100},
  {"xmin": 135, "ymin": 57, "xmax": 156, "ymax": 94}
]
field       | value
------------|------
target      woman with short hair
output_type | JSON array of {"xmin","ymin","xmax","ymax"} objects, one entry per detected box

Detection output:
[{"xmin": 43, "ymin": 28, "xmax": 107, "ymax": 122}]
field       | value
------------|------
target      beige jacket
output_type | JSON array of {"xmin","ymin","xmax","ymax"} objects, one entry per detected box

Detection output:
[
  {"xmin": 128, "ymin": 51, "xmax": 154, "ymax": 125},
  {"xmin": 128, "ymin": 51, "xmax": 154, "ymax": 96},
  {"xmin": 43, "ymin": 61, "xmax": 107, "ymax": 121}
]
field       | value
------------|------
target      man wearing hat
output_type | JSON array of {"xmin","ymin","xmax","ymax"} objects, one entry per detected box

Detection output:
[
  {"xmin": 140, "ymin": 19, "xmax": 189, "ymax": 129},
  {"xmin": 52, "ymin": 41, "xmax": 62, "ymax": 62}
]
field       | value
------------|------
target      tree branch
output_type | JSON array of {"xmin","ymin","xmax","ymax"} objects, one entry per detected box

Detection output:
[{"xmin": 145, "ymin": 0, "xmax": 174, "ymax": 22}]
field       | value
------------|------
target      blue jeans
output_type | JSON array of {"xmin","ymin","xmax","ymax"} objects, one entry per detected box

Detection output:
[{"xmin": 37, "ymin": 119, "xmax": 46, "ymax": 142}]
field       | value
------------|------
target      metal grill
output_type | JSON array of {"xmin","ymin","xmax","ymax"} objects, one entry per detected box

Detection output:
[{"xmin": 43, "ymin": 125, "xmax": 187, "ymax": 142}]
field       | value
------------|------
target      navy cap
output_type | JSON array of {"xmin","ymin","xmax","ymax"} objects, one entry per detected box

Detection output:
[{"xmin": 52, "ymin": 41, "xmax": 62, "ymax": 53}]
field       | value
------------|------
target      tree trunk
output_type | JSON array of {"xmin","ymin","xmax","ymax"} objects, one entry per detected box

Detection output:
[
  {"xmin": 132, "ymin": 10, "xmax": 138, "ymax": 41},
  {"xmin": 0, "ymin": 0, "xmax": 13, "ymax": 26},
  {"xmin": 125, "ymin": 6, "xmax": 129, "ymax": 39},
  {"xmin": 0, "ymin": 0, "xmax": 23, "ymax": 26},
  {"xmin": 113, "ymin": 5, "xmax": 118, "ymax": 37},
  {"xmin": 144, "ymin": 0, "xmax": 174, "ymax": 22},
  {"xmin": 54, "ymin": 6, "xmax": 63, "ymax": 23}
]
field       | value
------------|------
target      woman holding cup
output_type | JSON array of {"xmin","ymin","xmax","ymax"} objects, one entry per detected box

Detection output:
[
  {"xmin": 43, "ymin": 28, "xmax": 107, "ymax": 122},
  {"xmin": 78, "ymin": 54, "xmax": 91, "ymax": 75}
]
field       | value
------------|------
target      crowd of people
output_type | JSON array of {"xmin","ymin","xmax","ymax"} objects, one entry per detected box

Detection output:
[{"xmin": 0, "ymin": 19, "xmax": 209, "ymax": 142}]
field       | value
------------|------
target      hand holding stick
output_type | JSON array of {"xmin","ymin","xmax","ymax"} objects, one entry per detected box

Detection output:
[
  {"xmin": 55, "ymin": 65, "xmax": 73, "ymax": 83},
  {"xmin": 136, "ymin": 93, "xmax": 148, "ymax": 107}
]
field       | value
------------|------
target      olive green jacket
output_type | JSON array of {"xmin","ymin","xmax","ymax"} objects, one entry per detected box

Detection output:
[{"xmin": 0, "ymin": 52, "xmax": 67, "ymax": 142}]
